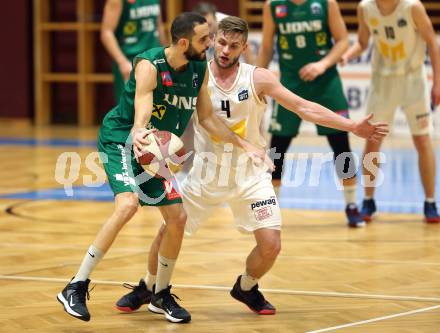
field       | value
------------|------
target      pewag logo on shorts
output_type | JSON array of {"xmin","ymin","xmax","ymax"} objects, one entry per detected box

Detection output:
[
  {"xmin": 251, "ymin": 196, "xmax": 277, "ymax": 222},
  {"xmin": 251, "ymin": 196, "xmax": 277, "ymax": 210}
]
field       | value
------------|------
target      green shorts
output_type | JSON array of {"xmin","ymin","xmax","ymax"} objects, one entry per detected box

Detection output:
[
  {"xmin": 270, "ymin": 71, "xmax": 349, "ymax": 137},
  {"xmin": 97, "ymin": 138, "xmax": 182, "ymax": 207}
]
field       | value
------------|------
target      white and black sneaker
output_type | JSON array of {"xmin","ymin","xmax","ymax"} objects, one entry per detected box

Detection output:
[
  {"xmin": 148, "ymin": 286, "xmax": 191, "ymax": 323},
  {"xmin": 57, "ymin": 278, "xmax": 91, "ymax": 321}
]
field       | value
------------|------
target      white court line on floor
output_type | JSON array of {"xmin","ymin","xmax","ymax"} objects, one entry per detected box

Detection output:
[
  {"xmin": 306, "ymin": 304, "xmax": 440, "ymax": 333},
  {"xmin": 1, "ymin": 275, "xmax": 440, "ymax": 303}
]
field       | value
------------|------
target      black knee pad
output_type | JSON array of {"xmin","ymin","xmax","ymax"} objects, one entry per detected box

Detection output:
[
  {"xmin": 326, "ymin": 133, "xmax": 356, "ymax": 179},
  {"xmin": 270, "ymin": 135, "xmax": 292, "ymax": 180}
]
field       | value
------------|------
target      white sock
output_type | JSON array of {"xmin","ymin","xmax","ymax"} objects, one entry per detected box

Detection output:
[
  {"xmin": 71, "ymin": 245, "xmax": 104, "ymax": 283},
  {"xmin": 426, "ymin": 197, "xmax": 435, "ymax": 203},
  {"xmin": 343, "ymin": 185, "xmax": 357, "ymax": 206},
  {"xmin": 155, "ymin": 255, "xmax": 176, "ymax": 293},
  {"xmin": 144, "ymin": 272, "xmax": 156, "ymax": 291},
  {"xmin": 240, "ymin": 272, "xmax": 259, "ymax": 291}
]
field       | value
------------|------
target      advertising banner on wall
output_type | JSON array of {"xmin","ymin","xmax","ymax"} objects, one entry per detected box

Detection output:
[{"xmin": 248, "ymin": 32, "xmax": 440, "ymax": 138}]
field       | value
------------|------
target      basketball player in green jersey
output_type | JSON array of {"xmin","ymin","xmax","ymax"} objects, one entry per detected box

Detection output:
[
  {"xmin": 57, "ymin": 12, "xmax": 271, "ymax": 324},
  {"xmin": 257, "ymin": 0, "xmax": 364, "ymax": 227},
  {"xmin": 101, "ymin": 0, "xmax": 167, "ymax": 102}
]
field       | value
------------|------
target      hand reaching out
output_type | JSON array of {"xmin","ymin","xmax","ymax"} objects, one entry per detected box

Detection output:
[{"xmin": 352, "ymin": 114, "xmax": 389, "ymax": 142}]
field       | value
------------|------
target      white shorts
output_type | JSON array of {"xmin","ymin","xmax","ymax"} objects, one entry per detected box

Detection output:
[
  {"xmin": 366, "ymin": 67, "xmax": 432, "ymax": 136},
  {"xmin": 181, "ymin": 162, "xmax": 281, "ymax": 235}
]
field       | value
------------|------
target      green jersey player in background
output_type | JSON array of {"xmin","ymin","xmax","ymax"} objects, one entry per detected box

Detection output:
[
  {"xmin": 257, "ymin": 0, "xmax": 365, "ymax": 227},
  {"xmin": 101, "ymin": 0, "xmax": 167, "ymax": 102}
]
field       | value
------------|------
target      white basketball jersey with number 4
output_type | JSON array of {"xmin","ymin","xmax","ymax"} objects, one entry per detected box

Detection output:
[
  {"xmin": 361, "ymin": 0, "xmax": 426, "ymax": 75},
  {"xmin": 193, "ymin": 61, "xmax": 267, "ymax": 166}
]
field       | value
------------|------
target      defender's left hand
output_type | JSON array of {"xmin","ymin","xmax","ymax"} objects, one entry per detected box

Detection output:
[{"xmin": 352, "ymin": 114, "xmax": 389, "ymax": 142}]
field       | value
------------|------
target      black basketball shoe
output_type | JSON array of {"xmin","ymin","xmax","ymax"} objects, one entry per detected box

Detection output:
[
  {"xmin": 57, "ymin": 278, "xmax": 92, "ymax": 321},
  {"xmin": 115, "ymin": 279, "xmax": 153, "ymax": 312},
  {"xmin": 230, "ymin": 276, "xmax": 276, "ymax": 315},
  {"xmin": 148, "ymin": 286, "xmax": 191, "ymax": 323},
  {"xmin": 361, "ymin": 198, "xmax": 377, "ymax": 222}
]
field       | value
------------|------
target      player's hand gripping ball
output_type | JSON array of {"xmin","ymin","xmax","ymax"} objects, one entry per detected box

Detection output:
[{"xmin": 138, "ymin": 131, "xmax": 186, "ymax": 179}]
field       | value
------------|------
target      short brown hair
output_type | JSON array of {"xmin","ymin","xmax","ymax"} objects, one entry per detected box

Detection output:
[
  {"xmin": 170, "ymin": 12, "xmax": 207, "ymax": 44},
  {"xmin": 218, "ymin": 16, "xmax": 248, "ymax": 42}
]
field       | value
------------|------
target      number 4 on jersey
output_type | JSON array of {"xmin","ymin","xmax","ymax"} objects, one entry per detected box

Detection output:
[{"xmin": 221, "ymin": 100, "xmax": 231, "ymax": 118}]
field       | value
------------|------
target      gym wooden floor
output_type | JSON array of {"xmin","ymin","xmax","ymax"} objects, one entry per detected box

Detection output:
[{"xmin": 1, "ymin": 122, "xmax": 439, "ymax": 332}]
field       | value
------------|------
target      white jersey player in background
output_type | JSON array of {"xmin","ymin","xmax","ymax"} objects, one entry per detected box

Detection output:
[
  {"xmin": 342, "ymin": 0, "xmax": 440, "ymax": 223},
  {"xmin": 115, "ymin": 16, "xmax": 388, "ymax": 316}
]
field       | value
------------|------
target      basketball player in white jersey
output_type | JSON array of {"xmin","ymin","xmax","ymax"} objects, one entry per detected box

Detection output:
[
  {"xmin": 114, "ymin": 16, "xmax": 388, "ymax": 316},
  {"xmin": 342, "ymin": 0, "xmax": 440, "ymax": 223}
]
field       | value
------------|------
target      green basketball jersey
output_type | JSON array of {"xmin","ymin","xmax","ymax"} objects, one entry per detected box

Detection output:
[
  {"xmin": 270, "ymin": 0, "xmax": 336, "ymax": 86},
  {"xmin": 100, "ymin": 47, "xmax": 207, "ymax": 144},
  {"xmin": 114, "ymin": 0, "xmax": 161, "ymax": 57}
]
